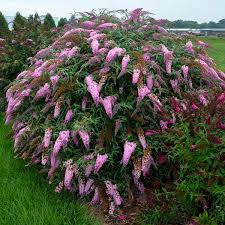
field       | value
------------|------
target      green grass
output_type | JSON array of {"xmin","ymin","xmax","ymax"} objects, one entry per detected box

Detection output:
[
  {"xmin": 201, "ymin": 37, "xmax": 225, "ymax": 71},
  {"xmin": 0, "ymin": 116, "xmax": 102, "ymax": 225}
]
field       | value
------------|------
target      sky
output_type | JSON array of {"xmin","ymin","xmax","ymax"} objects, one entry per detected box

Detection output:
[{"xmin": 1, "ymin": 0, "xmax": 225, "ymax": 22}]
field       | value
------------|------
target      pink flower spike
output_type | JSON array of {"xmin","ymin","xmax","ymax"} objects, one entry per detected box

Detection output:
[
  {"xmin": 78, "ymin": 130, "xmax": 90, "ymax": 149},
  {"xmin": 138, "ymin": 85, "xmax": 151, "ymax": 102},
  {"xmin": 121, "ymin": 141, "xmax": 137, "ymax": 166},
  {"xmin": 199, "ymin": 94, "xmax": 208, "ymax": 106},
  {"xmin": 138, "ymin": 132, "xmax": 147, "ymax": 150},
  {"xmin": 85, "ymin": 164, "xmax": 94, "ymax": 177},
  {"xmin": 100, "ymin": 96, "xmax": 117, "ymax": 119},
  {"xmin": 64, "ymin": 109, "xmax": 74, "ymax": 124},
  {"xmin": 84, "ymin": 179, "xmax": 94, "ymax": 194},
  {"xmin": 185, "ymin": 41, "xmax": 195, "ymax": 54},
  {"xmin": 54, "ymin": 102, "xmax": 61, "ymax": 118},
  {"xmin": 91, "ymin": 187, "xmax": 100, "ymax": 205},
  {"xmin": 81, "ymin": 21, "xmax": 96, "ymax": 28},
  {"xmin": 94, "ymin": 154, "xmax": 108, "ymax": 173},
  {"xmin": 85, "ymin": 75, "xmax": 101, "ymax": 104},
  {"xmin": 64, "ymin": 164, "xmax": 77, "ymax": 191},
  {"xmin": 181, "ymin": 65, "xmax": 189, "ymax": 80},
  {"xmin": 160, "ymin": 120, "xmax": 168, "ymax": 130},
  {"xmin": 164, "ymin": 51, "xmax": 173, "ymax": 74},
  {"xmin": 105, "ymin": 180, "xmax": 122, "ymax": 206},
  {"xmin": 34, "ymin": 83, "xmax": 51, "ymax": 100},
  {"xmin": 118, "ymin": 55, "xmax": 130, "ymax": 77},
  {"xmin": 43, "ymin": 128, "xmax": 52, "ymax": 148},
  {"xmin": 142, "ymin": 149, "xmax": 155, "ymax": 177},
  {"xmin": 50, "ymin": 75, "xmax": 60, "ymax": 90},
  {"xmin": 146, "ymin": 74, "xmax": 154, "ymax": 91},
  {"xmin": 105, "ymin": 47, "xmax": 125, "ymax": 64},
  {"xmin": 79, "ymin": 179, "xmax": 85, "ymax": 195},
  {"xmin": 132, "ymin": 69, "xmax": 141, "ymax": 84},
  {"xmin": 91, "ymin": 39, "xmax": 99, "ymax": 55},
  {"xmin": 145, "ymin": 129, "xmax": 159, "ymax": 136}
]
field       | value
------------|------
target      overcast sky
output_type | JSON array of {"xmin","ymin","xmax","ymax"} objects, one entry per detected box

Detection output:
[{"xmin": 1, "ymin": 0, "xmax": 225, "ymax": 22}]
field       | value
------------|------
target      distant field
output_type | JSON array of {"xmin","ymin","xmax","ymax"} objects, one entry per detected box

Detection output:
[{"xmin": 201, "ymin": 37, "xmax": 225, "ymax": 71}]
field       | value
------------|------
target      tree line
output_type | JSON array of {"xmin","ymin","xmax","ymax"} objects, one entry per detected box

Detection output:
[
  {"xmin": 0, "ymin": 11, "xmax": 67, "ymax": 37},
  {"xmin": 166, "ymin": 19, "xmax": 225, "ymax": 29}
]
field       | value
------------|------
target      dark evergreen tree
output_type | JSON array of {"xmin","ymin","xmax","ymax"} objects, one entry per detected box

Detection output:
[
  {"xmin": 0, "ymin": 11, "xmax": 9, "ymax": 37},
  {"xmin": 58, "ymin": 17, "xmax": 67, "ymax": 27},
  {"xmin": 43, "ymin": 13, "xmax": 56, "ymax": 29},
  {"xmin": 13, "ymin": 12, "xmax": 27, "ymax": 31}
]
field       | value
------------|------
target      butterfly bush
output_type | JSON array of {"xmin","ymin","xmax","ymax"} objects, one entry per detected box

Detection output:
[{"xmin": 5, "ymin": 9, "xmax": 225, "ymax": 215}]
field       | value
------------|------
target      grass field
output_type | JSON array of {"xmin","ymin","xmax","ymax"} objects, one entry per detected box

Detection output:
[
  {"xmin": 0, "ymin": 116, "xmax": 102, "ymax": 225},
  {"xmin": 0, "ymin": 38, "xmax": 224, "ymax": 225},
  {"xmin": 201, "ymin": 37, "xmax": 225, "ymax": 71}
]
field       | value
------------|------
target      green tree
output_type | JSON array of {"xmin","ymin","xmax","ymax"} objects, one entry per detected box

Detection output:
[
  {"xmin": 43, "ymin": 13, "xmax": 56, "ymax": 29},
  {"xmin": 34, "ymin": 13, "xmax": 41, "ymax": 27},
  {"xmin": 0, "ymin": 11, "xmax": 9, "ymax": 37},
  {"xmin": 13, "ymin": 12, "xmax": 27, "ymax": 31},
  {"xmin": 58, "ymin": 17, "xmax": 67, "ymax": 27}
]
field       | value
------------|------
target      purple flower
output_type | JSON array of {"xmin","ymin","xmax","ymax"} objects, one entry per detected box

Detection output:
[
  {"xmin": 34, "ymin": 83, "xmax": 51, "ymax": 101},
  {"xmin": 199, "ymin": 94, "xmax": 208, "ymax": 106},
  {"xmin": 94, "ymin": 154, "xmax": 108, "ymax": 173},
  {"xmin": 54, "ymin": 102, "xmax": 61, "ymax": 118},
  {"xmin": 55, "ymin": 181, "xmax": 64, "ymax": 193},
  {"xmin": 142, "ymin": 148, "xmax": 155, "ymax": 177},
  {"xmin": 138, "ymin": 85, "xmax": 151, "ymax": 102},
  {"xmin": 181, "ymin": 65, "xmax": 189, "ymax": 80},
  {"xmin": 91, "ymin": 187, "xmax": 100, "ymax": 205},
  {"xmin": 64, "ymin": 164, "xmax": 78, "ymax": 191},
  {"xmin": 132, "ymin": 69, "xmax": 141, "ymax": 84},
  {"xmin": 35, "ymin": 47, "xmax": 52, "ymax": 59},
  {"xmin": 79, "ymin": 179, "xmax": 85, "ymax": 195},
  {"xmin": 64, "ymin": 109, "xmax": 74, "ymax": 124},
  {"xmin": 97, "ymin": 23, "xmax": 117, "ymax": 30},
  {"xmin": 50, "ymin": 75, "xmax": 60, "ymax": 90},
  {"xmin": 105, "ymin": 180, "xmax": 122, "ymax": 206},
  {"xmin": 163, "ymin": 48, "xmax": 173, "ymax": 74},
  {"xmin": 100, "ymin": 96, "xmax": 117, "ymax": 119},
  {"xmin": 146, "ymin": 74, "xmax": 154, "ymax": 91},
  {"xmin": 105, "ymin": 47, "xmax": 125, "ymax": 64},
  {"xmin": 43, "ymin": 128, "xmax": 52, "ymax": 148},
  {"xmin": 170, "ymin": 79, "xmax": 180, "ymax": 94},
  {"xmin": 20, "ymin": 88, "xmax": 31, "ymax": 97},
  {"xmin": 121, "ymin": 141, "xmax": 137, "ymax": 166},
  {"xmin": 85, "ymin": 164, "xmax": 94, "ymax": 177},
  {"xmin": 91, "ymin": 39, "xmax": 99, "ymax": 55},
  {"xmin": 78, "ymin": 130, "xmax": 90, "ymax": 149},
  {"xmin": 137, "ymin": 128, "xmax": 147, "ymax": 149},
  {"xmin": 85, "ymin": 75, "xmax": 101, "ymax": 104},
  {"xmin": 160, "ymin": 120, "xmax": 168, "ymax": 130},
  {"xmin": 185, "ymin": 41, "xmax": 194, "ymax": 54},
  {"xmin": 84, "ymin": 179, "xmax": 94, "ymax": 194},
  {"xmin": 129, "ymin": 8, "xmax": 142, "ymax": 22},
  {"xmin": 52, "ymin": 130, "xmax": 70, "ymax": 157},
  {"xmin": 81, "ymin": 21, "xmax": 96, "ymax": 28},
  {"xmin": 118, "ymin": 55, "xmax": 130, "ymax": 77}
]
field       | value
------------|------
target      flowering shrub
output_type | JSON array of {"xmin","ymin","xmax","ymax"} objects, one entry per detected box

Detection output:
[
  {"xmin": 5, "ymin": 9, "xmax": 225, "ymax": 218},
  {"xmin": 0, "ymin": 13, "xmax": 60, "ymax": 111}
]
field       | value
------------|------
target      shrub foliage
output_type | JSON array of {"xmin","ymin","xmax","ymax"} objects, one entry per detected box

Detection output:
[{"xmin": 5, "ymin": 9, "xmax": 225, "ymax": 222}]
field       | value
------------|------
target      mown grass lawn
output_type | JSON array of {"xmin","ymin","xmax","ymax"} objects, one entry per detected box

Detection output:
[
  {"xmin": 201, "ymin": 37, "xmax": 225, "ymax": 71},
  {"xmin": 0, "ymin": 116, "xmax": 102, "ymax": 225}
]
